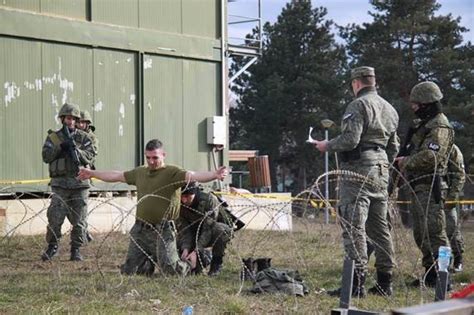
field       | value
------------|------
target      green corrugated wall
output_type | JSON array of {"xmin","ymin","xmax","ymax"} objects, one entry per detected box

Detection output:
[{"xmin": 0, "ymin": 0, "xmax": 225, "ymax": 191}]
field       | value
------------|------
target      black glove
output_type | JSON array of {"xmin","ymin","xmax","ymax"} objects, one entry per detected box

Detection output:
[{"xmin": 60, "ymin": 139, "xmax": 76, "ymax": 151}]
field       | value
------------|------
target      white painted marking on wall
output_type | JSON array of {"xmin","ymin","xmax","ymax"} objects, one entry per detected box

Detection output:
[
  {"xmin": 126, "ymin": 57, "xmax": 132, "ymax": 63},
  {"xmin": 51, "ymin": 94, "xmax": 59, "ymax": 108},
  {"xmin": 3, "ymin": 58, "xmax": 74, "ymax": 107},
  {"xmin": 119, "ymin": 124, "xmax": 124, "ymax": 137},
  {"xmin": 94, "ymin": 100, "xmax": 103, "ymax": 112},
  {"xmin": 115, "ymin": 60, "xmax": 119, "ymax": 64},
  {"xmin": 4, "ymin": 82, "xmax": 20, "ymax": 107},
  {"xmin": 130, "ymin": 94, "xmax": 136, "ymax": 105},
  {"xmin": 144, "ymin": 57, "xmax": 153, "ymax": 69},
  {"xmin": 147, "ymin": 102, "xmax": 152, "ymax": 110},
  {"xmin": 119, "ymin": 103, "xmax": 125, "ymax": 118}
]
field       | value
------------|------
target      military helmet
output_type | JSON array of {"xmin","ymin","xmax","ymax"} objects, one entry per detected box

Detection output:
[
  {"xmin": 58, "ymin": 103, "xmax": 81, "ymax": 119},
  {"xmin": 410, "ymin": 81, "xmax": 443, "ymax": 104},
  {"xmin": 80, "ymin": 110, "xmax": 93, "ymax": 124},
  {"xmin": 181, "ymin": 182, "xmax": 200, "ymax": 195}
]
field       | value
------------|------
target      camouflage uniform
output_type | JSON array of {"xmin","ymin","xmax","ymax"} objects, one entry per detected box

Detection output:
[
  {"xmin": 446, "ymin": 144, "xmax": 465, "ymax": 269},
  {"xmin": 326, "ymin": 67, "xmax": 399, "ymax": 296},
  {"xmin": 403, "ymin": 82, "xmax": 454, "ymax": 273},
  {"xmin": 42, "ymin": 103, "xmax": 97, "ymax": 260},
  {"xmin": 177, "ymin": 191, "xmax": 232, "ymax": 273},
  {"xmin": 79, "ymin": 111, "xmax": 99, "ymax": 165},
  {"xmin": 79, "ymin": 110, "xmax": 99, "ymax": 243},
  {"xmin": 327, "ymin": 72, "xmax": 398, "ymax": 274}
]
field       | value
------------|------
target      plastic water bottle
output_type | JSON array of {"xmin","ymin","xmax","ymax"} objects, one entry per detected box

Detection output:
[
  {"xmin": 438, "ymin": 246, "xmax": 451, "ymax": 272},
  {"xmin": 182, "ymin": 305, "xmax": 193, "ymax": 315}
]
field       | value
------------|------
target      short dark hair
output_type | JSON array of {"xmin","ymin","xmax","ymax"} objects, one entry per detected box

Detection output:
[
  {"xmin": 145, "ymin": 139, "xmax": 163, "ymax": 151},
  {"xmin": 359, "ymin": 76, "xmax": 376, "ymax": 86}
]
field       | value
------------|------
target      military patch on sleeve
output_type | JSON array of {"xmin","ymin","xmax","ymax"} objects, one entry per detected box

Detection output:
[
  {"xmin": 342, "ymin": 113, "xmax": 354, "ymax": 121},
  {"xmin": 428, "ymin": 142, "xmax": 440, "ymax": 151}
]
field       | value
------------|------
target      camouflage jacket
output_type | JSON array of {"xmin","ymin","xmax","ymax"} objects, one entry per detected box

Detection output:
[
  {"xmin": 178, "ymin": 191, "xmax": 227, "ymax": 250},
  {"xmin": 327, "ymin": 87, "xmax": 400, "ymax": 164},
  {"xmin": 85, "ymin": 129, "xmax": 99, "ymax": 169},
  {"xmin": 42, "ymin": 127, "xmax": 97, "ymax": 188},
  {"xmin": 447, "ymin": 144, "xmax": 465, "ymax": 200},
  {"xmin": 403, "ymin": 113, "xmax": 454, "ymax": 185}
]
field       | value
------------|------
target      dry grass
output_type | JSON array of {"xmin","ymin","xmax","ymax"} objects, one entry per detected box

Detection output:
[{"xmin": 0, "ymin": 217, "xmax": 473, "ymax": 314}]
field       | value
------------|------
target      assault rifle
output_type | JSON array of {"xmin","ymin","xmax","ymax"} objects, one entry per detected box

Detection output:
[
  {"xmin": 212, "ymin": 192, "xmax": 246, "ymax": 232},
  {"xmin": 62, "ymin": 124, "xmax": 81, "ymax": 166}
]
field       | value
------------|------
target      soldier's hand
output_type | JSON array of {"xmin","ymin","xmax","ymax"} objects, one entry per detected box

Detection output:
[
  {"xmin": 215, "ymin": 166, "xmax": 228, "ymax": 181},
  {"xmin": 395, "ymin": 156, "xmax": 406, "ymax": 169},
  {"xmin": 313, "ymin": 140, "xmax": 328, "ymax": 152},
  {"xmin": 77, "ymin": 167, "xmax": 92, "ymax": 180},
  {"xmin": 181, "ymin": 249, "xmax": 190, "ymax": 261}
]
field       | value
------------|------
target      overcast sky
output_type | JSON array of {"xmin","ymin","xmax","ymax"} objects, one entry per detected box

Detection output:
[{"xmin": 228, "ymin": 0, "xmax": 473, "ymax": 45}]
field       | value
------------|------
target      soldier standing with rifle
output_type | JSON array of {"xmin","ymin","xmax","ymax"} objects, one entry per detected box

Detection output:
[
  {"xmin": 396, "ymin": 81, "xmax": 454, "ymax": 287},
  {"xmin": 41, "ymin": 103, "xmax": 97, "ymax": 261}
]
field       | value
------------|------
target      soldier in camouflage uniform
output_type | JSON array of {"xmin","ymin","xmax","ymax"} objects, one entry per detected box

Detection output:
[
  {"xmin": 78, "ymin": 110, "xmax": 99, "ymax": 165},
  {"xmin": 77, "ymin": 139, "xmax": 228, "ymax": 276},
  {"xmin": 41, "ymin": 103, "xmax": 97, "ymax": 261},
  {"xmin": 77, "ymin": 110, "xmax": 99, "ymax": 243},
  {"xmin": 396, "ymin": 81, "xmax": 454, "ymax": 287},
  {"xmin": 446, "ymin": 144, "xmax": 465, "ymax": 272},
  {"xmin": 314, "ymin": 66, "xmax": 399, "ymax": 297},
  {"xmin": 177, "ymin": 182, "xmax": 233, "ymax": 276}
]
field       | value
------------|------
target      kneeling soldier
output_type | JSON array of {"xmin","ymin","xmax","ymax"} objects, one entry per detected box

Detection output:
[{"xmin": 178, "ymin": 182, "xmax": 233, "ymax": 276}]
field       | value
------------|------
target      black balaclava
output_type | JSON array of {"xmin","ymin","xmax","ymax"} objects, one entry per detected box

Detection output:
[{"xmin": 415, "ymin": 101, "xmax": 442, "ymax": 120}]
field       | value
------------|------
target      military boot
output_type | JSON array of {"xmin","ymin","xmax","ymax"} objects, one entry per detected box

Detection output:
[
  {"xmin": 70, "ymin": 247, "xmax": 83, "ymax": 261},
  {"xmin": 241, "ymin": 257, "xmax": 255, "ymax": 281},
  {"xmin": 453, "ymin": 255, "xmax": 463, "ymax": 273},
  {"xmin": 86, "ymin": 231, "xmax": 94, "ymax": 243},
  {"xmin": 208, "ymin": 256, "xmax": 223, "ymax": 277},
  {"xmin": 41, "ymin": 244, "xmax": 58, "ymax": 261},
  {"xmin": 328, "ymin": 269, "xmax": 366, "ymax": 298},
  {"xmin": 368, "ymin": 271, "xmax": 393, "ymax": 296},
  {"xmin": 254, "ymin": 257, "xmax": 272, "ymax": 272}
]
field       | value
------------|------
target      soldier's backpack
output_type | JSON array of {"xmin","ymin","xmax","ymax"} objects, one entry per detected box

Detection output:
[{"xmin": 249, "ymin": 267, "xmax": 309, "ymax": 296}]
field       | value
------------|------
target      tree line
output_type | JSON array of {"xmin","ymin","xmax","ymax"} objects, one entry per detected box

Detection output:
[{"xmin": 229, "ymin": 0, "xmax": 473, "ymax": 193}]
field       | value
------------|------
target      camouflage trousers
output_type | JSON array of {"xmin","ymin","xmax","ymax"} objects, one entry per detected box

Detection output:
[
  {"xmin": 338, "ymin": 162, "xmax": 395, "ymax": 273},
  {"xmin": 186, "ymin": 222, "xmax": 232, "ymax": 258},
  {"xmin": 445, "ymin": 205, "xmax": 464, "ymax": 259},
  {"xmin": 410, "ymin": 187, "xmax": 449, "ymax": 268},
  {"xmin": 46, "ymin": 186, "xmax": 89, "ymax": 248},
  {"xmin": 121, "ymin": 220, "xmax": 190, "ymax": 276}
]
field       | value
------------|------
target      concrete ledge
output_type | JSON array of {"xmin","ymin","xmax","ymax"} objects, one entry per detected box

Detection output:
[
  {"xmin": 0, "ymin": 197, "xmax": 136, "ymax": 237},
  {"xmin": 0, "ymin": 193, "xmax": 292, "ymax": 236}
]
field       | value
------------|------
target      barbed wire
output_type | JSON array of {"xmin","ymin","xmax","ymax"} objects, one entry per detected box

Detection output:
[{"xmin": 0, "ymin": 167, "xmax": 472, "ymax": 311}]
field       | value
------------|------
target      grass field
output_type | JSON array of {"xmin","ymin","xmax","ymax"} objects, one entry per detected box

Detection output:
[{"xmin": 0, "ymin": 217, "xmax": 473, "ymax": 314}]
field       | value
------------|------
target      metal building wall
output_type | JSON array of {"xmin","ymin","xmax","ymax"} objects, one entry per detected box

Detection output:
[{"xmin": 0, "ymin": 0, "xmax": 225, "ymax": 191}]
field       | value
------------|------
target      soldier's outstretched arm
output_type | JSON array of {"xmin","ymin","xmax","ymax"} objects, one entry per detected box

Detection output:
[
  {"xmin": 77, "ymin": 167, "xmax": 125, "ymax": 182},
  {"xmin": 186, "ymin": 166, "xmax": 228, "ymax": 183}
]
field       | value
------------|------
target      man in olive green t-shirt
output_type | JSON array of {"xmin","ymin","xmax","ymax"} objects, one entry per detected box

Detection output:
[{"xmin": 78, "ymin": 139, "xmax": 228, "ymax": 276}]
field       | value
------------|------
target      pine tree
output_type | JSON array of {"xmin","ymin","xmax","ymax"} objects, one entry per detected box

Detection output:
[
  {"xmin": 340, "ymin": 0, "xmax": 474, "ymax": 165},
  {"xmin": 230, "ymin": 1, "xmax": 346, "ymax": 192}
]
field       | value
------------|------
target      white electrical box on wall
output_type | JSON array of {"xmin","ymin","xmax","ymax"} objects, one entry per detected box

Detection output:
[{"xmin": 207, "ymin": 116, "xmax": 227, "ymax": 146}]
